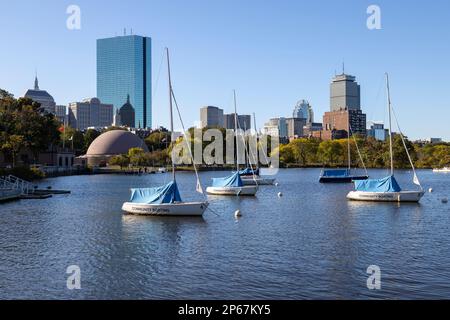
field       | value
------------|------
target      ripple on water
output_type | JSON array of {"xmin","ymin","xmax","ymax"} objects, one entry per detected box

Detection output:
[{"xmin": 0, "ymin": 169, "xmax": 449, "ymax": 299}]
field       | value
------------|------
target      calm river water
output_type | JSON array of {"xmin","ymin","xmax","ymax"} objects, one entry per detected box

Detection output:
[{"xmin": 0, "ymin": 169, "xmax": 449, "ymax": 299}]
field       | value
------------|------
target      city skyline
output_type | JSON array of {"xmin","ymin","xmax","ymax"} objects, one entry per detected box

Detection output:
[{"xmin": 0, "ymin": 0, "xmax": 449, "ymax": 140}]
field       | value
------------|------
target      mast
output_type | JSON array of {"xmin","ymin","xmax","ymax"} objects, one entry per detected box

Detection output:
[
  {"xmin": 386, "ymin": 73, "xmax": 394, "ymax": 176},
  {"xmin": 347, "ymin": 111, "xmax": 351, "ymax": 171},
  {"xmin": 167, "ymin": 48, "xmax": 176, "ymax": 181},
  {"xmin": 253, "ymin": 112, "xmax": 259, "ymax": 169},
  {"xmin": 233, "ymin": 90, "xmax": 239, "ymax": 172}
]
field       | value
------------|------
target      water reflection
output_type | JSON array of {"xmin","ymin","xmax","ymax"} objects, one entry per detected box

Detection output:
[{"xmin": 0, "ymin": 169, "xmax": 449, "ymax": 299}]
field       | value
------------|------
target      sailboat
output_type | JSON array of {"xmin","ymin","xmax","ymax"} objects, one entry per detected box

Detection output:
[
  {"xmin": 206, "ymin": 91, "xmax": 259, "ymax": 196},
  {"xmin": 122, "ymin": 49, "xmax": 209, "ymax": 216},
  {"xmin": 319, "ymin": 112, "xmax": 369, "ymax": 183},
  {"xmin": 239, "ymin": 113, "xmax": 276, "ymax": 186},
  {"xmin": 347, "ymin": 73, "xmax": 425, "ymax": 202}
]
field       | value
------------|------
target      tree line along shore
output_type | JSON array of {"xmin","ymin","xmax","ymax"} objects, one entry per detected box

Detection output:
[{"xmin": 1, "ymin": 89, "xmax": 448, "ymax": 181}]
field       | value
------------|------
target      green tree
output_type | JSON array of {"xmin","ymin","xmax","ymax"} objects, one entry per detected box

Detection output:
[
  {"xmin": 279, "ymin": 144, "xmax": 295, "ymax": 164},
  {"xmin": 84, "ymin": 129, "xmax": 101, "ymax": 152},
  {"xmin": 145, "ymin": 130, "xmax": 171, "ymax": 151},
  {"xmin": 1, "ymin": 135, "xmax": 25, "ymax": 168},
  {"xmin": 0, "ymin": 93, "xmax": 60, "ymax": 165},
  {"xmin": 109, "ymin": 154, "xmax": 130, "ymax": 169},
  {"xmin": 391, "ymin": 134, "xmax": 416, "ymax": 168},
  {"xmin": 317, "ymin": 140, "xmax": 344, "ymax": 165},
  {"xmin": 128, "ymin": 147, "xmax": 147, "ymax": 167}
]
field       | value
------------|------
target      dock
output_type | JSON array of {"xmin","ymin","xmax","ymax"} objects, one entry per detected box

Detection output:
[
  {"xmin": 0, "ymin": 175, "xmax": 70, "ymax": 203},
  {"xmin": 0, "ymin": 188, "xmax": 22, "ymax": 202}
]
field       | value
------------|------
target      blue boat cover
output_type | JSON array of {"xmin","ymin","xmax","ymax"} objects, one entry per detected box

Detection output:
[
  {"xmin": 354, "ymin": 176, "xmax": 402, "ymax": 192},
  {"xmin": 321, "ymin": 169, "xmax": 350, "ymax": 177},
  {"xmin": 130, "ymin": 181, "xmax": 182, "ymax": 204},
  {"xmin": 239, "ymin": 167, "xmax": 260, "ymax": 176},
  {"xmin": 212, "ymin": 172, "xmax": 243, "ymax": 187}
]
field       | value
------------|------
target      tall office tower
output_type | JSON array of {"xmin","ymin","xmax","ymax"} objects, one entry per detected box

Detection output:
[
  {"xmin": 224, "ymin": 113, "xmax": 251, "ymax": 131},
  {"xmin": 200, "ymin": 106, "xmax": 224, "ymax": 128},
  {"xmin": 323, "ymin": 72, "xmax": 366, "ymax": 140},
  {"xmin": 263, "ymin": 118, "xmax": 288, "ymax": 138},
  {"xmin": 97, "ymin": 34, "xmax": 152, "ymax": 129},
  {"xmin": 286, "ymin": 117, "xmax": 306, "ymax": 139},
  {"xmin": 293, "ymin": 100, "xmax": 314, "ymax": 124},
  {"xmin": 55, "ymin": 105, "xmax": 67, "ymax": 124},
  {"xmin": 24, "ymin": 76, "xmax": 56, "ymax": 114},
  {"xmin": 330, "ymin": 74, "xmax": 361, "ymax": 111}
]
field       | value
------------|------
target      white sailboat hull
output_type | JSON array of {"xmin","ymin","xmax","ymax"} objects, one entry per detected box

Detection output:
[
  {"xmin": 122, "ymin": 201, "xmax": 208, "ymax": 216},
  {"xmin": 241, "ymin": 176, "xmax": 276, "ymax": 186},
  {"xmin": 433, "ymin": 167, "xmax": 450, "ymax": 173},
  {"xmin": 206, "ymin": 186, "xmax": 258, "ymax": 196},
  {"xmin": 347, "ymin": 190, "xmax": 425, "ymax": 202}
]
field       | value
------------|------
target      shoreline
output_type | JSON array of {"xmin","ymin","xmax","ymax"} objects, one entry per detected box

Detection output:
[{"xmin": 32, "ymin": 165, "xmax": 436, "ymax": 181}]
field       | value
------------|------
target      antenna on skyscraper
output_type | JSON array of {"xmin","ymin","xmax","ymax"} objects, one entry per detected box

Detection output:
[
  {"xmin": 131, "ymin": 28, "xmax": 133, "ymax": 35},
  {"xmin": 342, "ymin": 60, "xmax": 345, "ymax": 75}
]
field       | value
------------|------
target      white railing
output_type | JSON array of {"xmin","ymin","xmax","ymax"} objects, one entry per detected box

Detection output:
[{"xmin": 0, "ymin": 175, "xmax": 34, "ymax": 195}]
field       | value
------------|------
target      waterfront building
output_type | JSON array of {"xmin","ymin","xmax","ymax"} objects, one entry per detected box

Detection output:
[
  {"xmin": 24, "ymin": 76, "xmax": 56, "ymax": 114},
  {"xmin": 82, "ymin": 130, "xmax": 149, "ymax": 166},
  {"xmin": 263, "ymin": 117, "xmax": 288, "ymax": 138},
  {"xmin": 200, "ymin": 106, "xmax": 224, "ymax": 128},
  {"xmin": 97, "ymin": 34, "xmax": 152, "ymax": 128},
  {"xmin": 322, "ymin": 109, "xmax": 366, "ymax": 140},
  {"xmin": 68, "ymin": 98, "xmax": 113, "ymax": 131},
  {"xmin": 286, "ymin": 117, "xmax": 306, "ymax": 139},
  {"xmin": 118, "ymin": 95, "xmax": 136, "ymax": 128},
  {"xmin": 330, "ymin": 73, "xmax": 361, "ymax": 111},
  {"xmin": 428, "ymin": 138, "xmax": 443, "ymax": 144},
  {"xmin": 224, "ymin": 113, "xmax": 251, "ymax": 131},
  {"xmin": 303, "ymin": 122, "xmax": 323, "ymax": 137},
  {"xmin": 55, "ymin": 105, "xmax": 67, "ymax": 124},
  {"xmin": 293, "ymin": 100, "xmax": 314, "ymax": 124},
  {"xmin": 367, "ymin": 122, "xmax": 388, "ymax": 141},
  {"xmin": 322, "ymin": 72, "xmax": 366, "ymax": 140}
]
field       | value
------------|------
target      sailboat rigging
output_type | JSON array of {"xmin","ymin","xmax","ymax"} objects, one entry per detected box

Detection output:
[
  {"xmin": 121, "ymin": 48, "xmax": 209, "ymax": 215},
  {"xmin": 319, "ymin": 110, "xmax": 369, "ymax": 183},
  {"xmin": 347, "ymin": 73, "xmax": 425, "ymax": 202},
  {"xmin": 205, "ymin": 91, "xmax": 259, "ymax": 196}
]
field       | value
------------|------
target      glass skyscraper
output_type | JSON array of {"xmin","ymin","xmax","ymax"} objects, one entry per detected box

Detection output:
[{"xmin": 97, "ymin": 35, "xmax": 152, "ymax": 128}]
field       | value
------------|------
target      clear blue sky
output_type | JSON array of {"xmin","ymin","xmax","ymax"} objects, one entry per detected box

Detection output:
[{"xmin": 0, "ymin": 0, "xmax": 449, "ymax": 140}]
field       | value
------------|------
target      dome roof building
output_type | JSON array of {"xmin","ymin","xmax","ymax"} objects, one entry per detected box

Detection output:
[{"xmin": 84, "ymin": 130, "xmax": 148, "ymax": 166}]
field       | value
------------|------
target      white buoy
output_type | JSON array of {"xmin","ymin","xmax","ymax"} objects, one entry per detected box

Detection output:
[
  {"xmin": 234, "ymin": 210, "xmax": 242, "ymax": 218},
  {"xmin": 429, "ymin": 188, "xmax": 433, "ymax": 193},
  {"xmin": 278, "ymin": 192, "xmax": 283, "ymax": 197},
  {"xmin": 275, "ymin": 182, "xmax": 279, "ymax": 187},
  {"xmin": 442, "ymin": 198, "xmax": 448, "ymax": 204}
]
